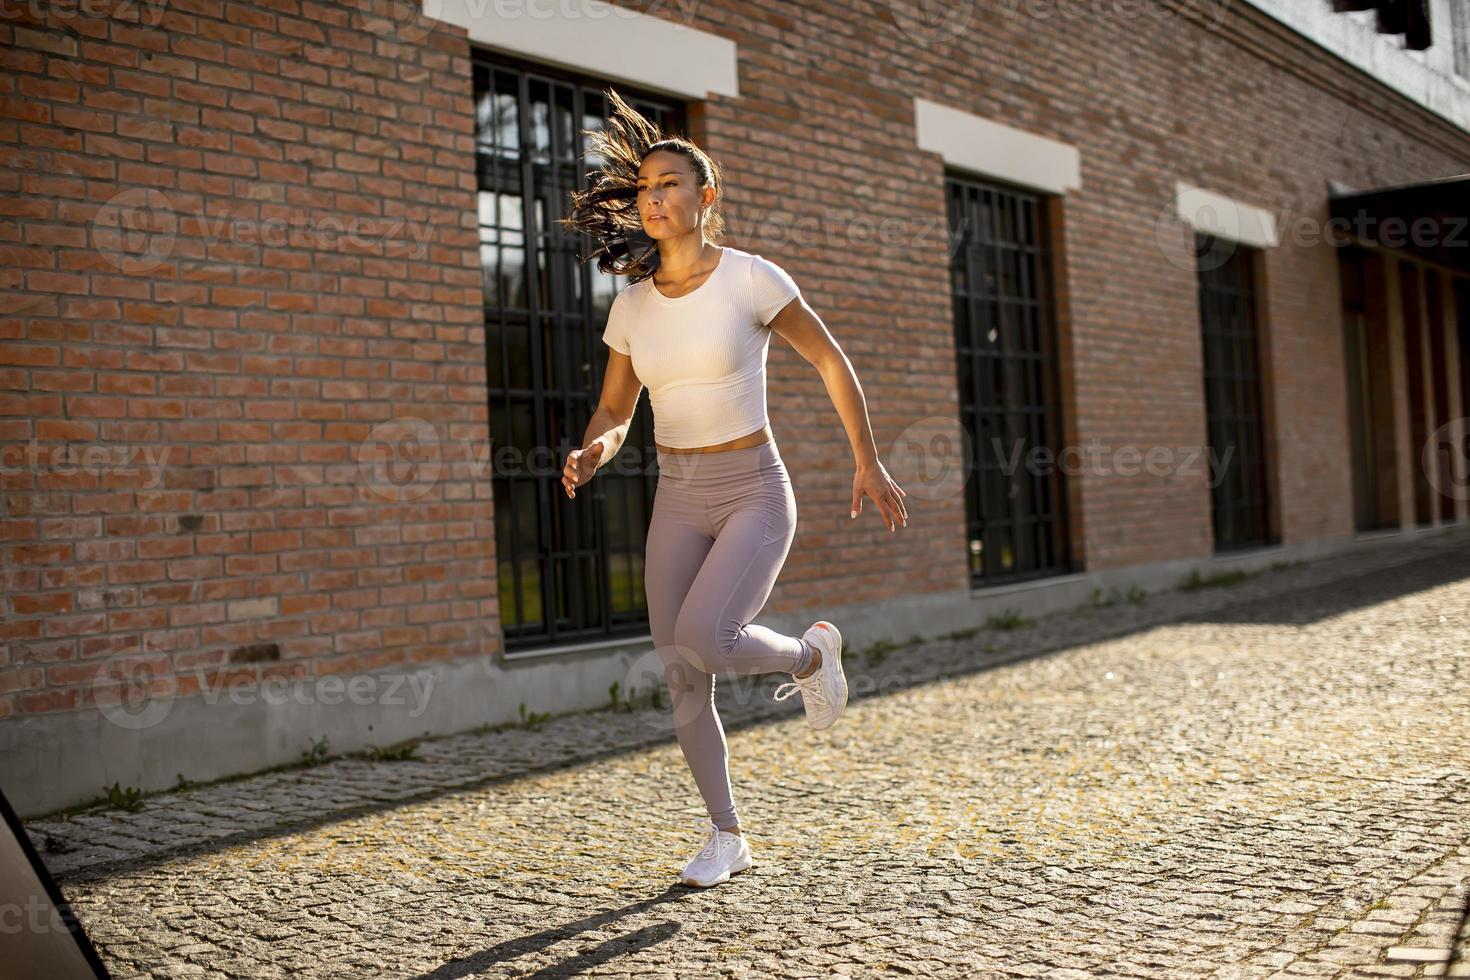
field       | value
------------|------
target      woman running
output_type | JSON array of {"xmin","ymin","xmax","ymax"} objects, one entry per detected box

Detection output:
[{"xmin": 557, "ymin": 89, "xmax": 909, "ymax": 888}]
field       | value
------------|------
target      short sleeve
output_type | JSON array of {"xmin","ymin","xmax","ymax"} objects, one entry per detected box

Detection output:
[
  {"xmin": 750, "ymin": 253, "xmax": 801, "ymax": 325},
  {"xmin": 601, "ymin": 288, "xmax": 631, "ymax": 354}
]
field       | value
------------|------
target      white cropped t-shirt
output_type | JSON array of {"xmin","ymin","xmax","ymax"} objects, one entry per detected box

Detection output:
[{"xmin": 601, "ymin": 245, "xmax": 802, "ymax": 449}]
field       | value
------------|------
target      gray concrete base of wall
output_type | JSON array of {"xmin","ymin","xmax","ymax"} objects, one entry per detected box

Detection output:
[{"xmin": 3, "ymin": 521, "xmax": 1462, "ymax": 819}]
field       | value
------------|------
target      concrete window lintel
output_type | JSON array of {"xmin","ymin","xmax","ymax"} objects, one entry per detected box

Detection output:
[
  {"xmin": 1174, "ymin": 181, "xmax": 1280, "ymax": 249},
  {"xmin": 433, "ymin": 0, "xmax": 740, "ymax": 100},
  {"xmin": 914, "ymin": 97, "xmax": 1083, "ymax": 195}
]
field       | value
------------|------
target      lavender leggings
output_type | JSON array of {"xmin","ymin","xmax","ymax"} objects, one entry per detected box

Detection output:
[{"xmin": 646, "ymin": 439, "xmax": 816, "ymax": 831}]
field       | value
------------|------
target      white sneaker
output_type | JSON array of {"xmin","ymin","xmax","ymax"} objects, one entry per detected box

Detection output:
[
  {"xmin": 680, "ymin": 819, "xmax": 753, "ymax": 887},
  {"xmin": 772, "ymin": 621, "xmax": 846, "ymax": 730}
]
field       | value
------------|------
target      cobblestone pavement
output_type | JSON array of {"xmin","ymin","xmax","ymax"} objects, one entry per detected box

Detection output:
[{"xmin": 23, "ymin": 528, "xmax": 1470, "ymax": 978}]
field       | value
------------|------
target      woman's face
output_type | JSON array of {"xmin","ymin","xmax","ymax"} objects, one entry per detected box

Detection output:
[{"xmin": 636, "ymin": 150, "xmax": 708, "ymax": 241}]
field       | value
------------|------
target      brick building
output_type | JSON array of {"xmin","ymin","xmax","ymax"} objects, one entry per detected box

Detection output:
[{"xmin": 2, "ymin": 0, "xmax": 1468, "ymax": 816}]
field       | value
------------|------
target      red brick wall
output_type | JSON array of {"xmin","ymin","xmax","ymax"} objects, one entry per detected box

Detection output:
[
  {"xmin": 0, "ymin": 0, "xmax": 491, "ymax": 721},
  {"xmin": 3, "ymin": 0, "xmax": 1469, "ymax": 722},
  {"xmin": 712, "ymin": 1, "xmax": 1470, "ymax": 582}
]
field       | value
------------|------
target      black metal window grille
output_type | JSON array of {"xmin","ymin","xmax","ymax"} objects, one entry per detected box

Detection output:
[
  {"xmin": 472, "ymin": 53, "xmax": 681, "ymax": 652},
  {"xmin": 946, "ymin": 173, "xmax": 1073, "ymax": 586},
  {"xmin": 1195, "ymin": 234, "xmax": 1273, "ymax": 550}
]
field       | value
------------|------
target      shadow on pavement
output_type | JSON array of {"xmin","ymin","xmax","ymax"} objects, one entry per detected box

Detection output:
[
  {"xmin": 1172, "ymin": 539, "xmax": 1470, "ymax": 626},
  {"xmin": 31, "ymin": 527, "xmax": 1470, "ymax": 890},
  {"xmin": 407, "ymin": 886, "xmax": 688, "ymax": 979}
]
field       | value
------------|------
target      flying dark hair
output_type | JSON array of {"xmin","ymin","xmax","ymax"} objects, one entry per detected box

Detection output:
[{"xmin": 557, "ymin": 87, "xmax": 726, "ymax": 285}]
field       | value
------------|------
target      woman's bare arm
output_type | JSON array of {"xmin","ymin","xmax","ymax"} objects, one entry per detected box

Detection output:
[
  {"xmin": 564, "ymin": 350, "xmax": 643, "ymax": 497},
  {"xmin": 767, "ymin": 297, "xmax": 909, "ymax": 531}
]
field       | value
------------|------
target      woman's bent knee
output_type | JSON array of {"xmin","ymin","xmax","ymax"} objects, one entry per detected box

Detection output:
[{"xmin": 671, "ymin": 614, "xmax": 723, "ymax": 671}]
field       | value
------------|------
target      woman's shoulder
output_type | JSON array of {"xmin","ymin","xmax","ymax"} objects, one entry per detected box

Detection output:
[
  {"xmin": 615, "ymin": 274, "xmax": 652, "ymax": 304},
  {"xmin": 737, "ymin": 246, "xmax": 796, "ymax": 280},
  {"xmin": 723, "ymin": 245, "xmax": 794, "ymax": 284},
  {"xmin": 718, "ymin": 243, "xmax": 771, "ymax": 268},
  {"xmin": 728, "ymin": 244, "xmax": 783, "ymax": 269},
  {"xmin": 608, "ymin": 279, "xmax": 649, "ymax": 327}
]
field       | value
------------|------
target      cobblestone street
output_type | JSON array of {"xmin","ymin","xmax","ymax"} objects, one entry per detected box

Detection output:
[{"xmin": 26, "ymin": 530, "xmax": 1470, "ymax": 979}]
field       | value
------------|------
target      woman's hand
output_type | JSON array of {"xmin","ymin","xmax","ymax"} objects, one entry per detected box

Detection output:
[
  {"xmin": 851, "ymin": 460, "xmax": 908, "ymax": 532},
  {"xmin": 562, "ymin": 441, "xmax": 606, "ymax": 498}
]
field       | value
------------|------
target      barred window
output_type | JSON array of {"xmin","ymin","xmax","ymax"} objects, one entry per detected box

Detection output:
[
  {"xmin": 473, "ymin": 53, "xmax": 682, "ymax": 654},
  {"xmin": 946, "ymin": 173, "xmax": 1074, "ymax": 585}
]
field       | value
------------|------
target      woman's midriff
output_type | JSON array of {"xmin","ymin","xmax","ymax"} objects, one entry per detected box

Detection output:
[{"xmin": 656, "ymin": 423, "xmax": 773, "ymax": 455}]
